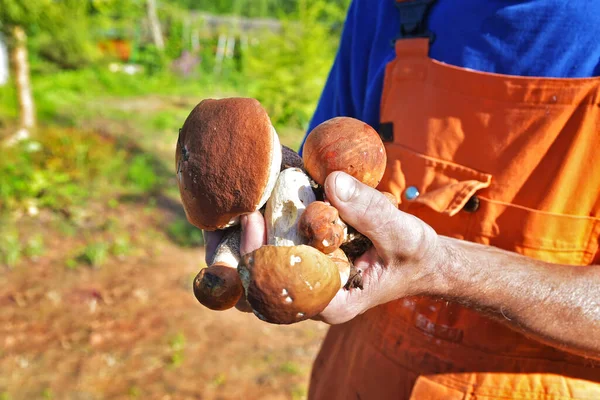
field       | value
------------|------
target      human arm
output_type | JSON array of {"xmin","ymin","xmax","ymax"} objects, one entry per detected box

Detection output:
[
  {"xmin": 314, "ymin": 171, "xmax": 600, "ymax": 361},
  {"xmin": 437, "ymin": 237, "xmax": 600, "ymax": 359}
]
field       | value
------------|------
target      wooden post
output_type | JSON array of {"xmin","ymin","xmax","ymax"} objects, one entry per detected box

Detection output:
[
  {"xmin": 11, "ymin": 25, "xmax": 35, "ymax": 135},
  {"xmin": 214, "ymin": 33, "xmax": 227, "ymax": 74},
  {"xmin": 225, "ymin": 36, "xmax": 235, "ymax": 60},
  {"xmin": 146, "ymin": 0, "xmax": 165, "ymax": 51}
]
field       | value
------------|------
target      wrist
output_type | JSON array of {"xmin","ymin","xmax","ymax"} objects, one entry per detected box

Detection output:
[{"xmin": 417, "ymin": 235, "xmax": 468, "ymax": 298}]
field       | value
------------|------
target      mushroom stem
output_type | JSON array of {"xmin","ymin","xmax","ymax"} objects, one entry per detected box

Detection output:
[
  {"xmin": 265, "ymin": 167, "xmax": 317, "ymax": 246},
  {"xmin": 193, "ymin": 226, "xmax": 244, "ymax": 311}
]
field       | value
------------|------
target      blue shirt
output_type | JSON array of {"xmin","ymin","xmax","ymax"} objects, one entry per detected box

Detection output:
[{"xmin": 300, "ymin": 0, "xmax": 600, "ymax": 152}]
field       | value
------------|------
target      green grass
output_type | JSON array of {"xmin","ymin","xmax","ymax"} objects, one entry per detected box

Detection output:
[{"xmin": 168, "ymin": 332, "xmax": 186, "ymax": 368}]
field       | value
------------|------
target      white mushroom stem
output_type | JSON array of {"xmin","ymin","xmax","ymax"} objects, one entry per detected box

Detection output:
[
  {"xmin": 265, "ymin": 167, "xmax": 316, "ymax": 246},
  {"xmin": 209, "ymin": 226, "xmax": 241, "ymax": 268}
]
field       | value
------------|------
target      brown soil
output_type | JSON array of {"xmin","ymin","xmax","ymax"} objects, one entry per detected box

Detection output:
[{"xmin": 0, "ymin": 204, "xmax": 328, "ymax": 400}]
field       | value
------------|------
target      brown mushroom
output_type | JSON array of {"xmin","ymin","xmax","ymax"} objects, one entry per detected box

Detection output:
[
  {"xmin": 298, "ymin": 201, "xmax": 347, "ymax": 254},
  {"xmin": 193, "ymin": 227, "xmax": 244, "ymax": 311},
  {"xmin": 176, "ymin": 97, "xmax": 282, "ymax": 231},
  {"xmin": 301, "ymin": 117, "xmax": 387, "ymax": 188},
  {"xmin": 239, "ymin": 245, "xmax": 340, "ymax": 324},
  {"xmin": 299, "ymin": 190, "xmax": 398, "ymax": 256}
]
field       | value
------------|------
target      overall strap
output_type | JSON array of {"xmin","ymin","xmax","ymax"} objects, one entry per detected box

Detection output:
[{"xmin": 393, "ymin": 0, "xmax": 437, "ymax": 44}]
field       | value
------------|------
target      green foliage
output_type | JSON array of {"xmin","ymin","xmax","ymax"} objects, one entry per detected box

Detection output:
[
  {"xmin": 167, "ymin": 218, "xmax": 204, "ymax": 247},
  {"xmin": 279, "ymin": 361, "xmax": 301, "ymax": 375},
  {"xmin": 169, "ymin": 0, "xmax": 349, "ymax": 18},
  {"xmin": 244, "ymin": 0, "xmax": 348, "ymax": 129},
  {"xmin": 128, "ymin": 386, "xmax": 142, "ymax": 398},
  {"xmin": 30, "ymin": 1, "xmax": 102, "ymax": 69},
  {"xmin": 24, "ymin": 234, "xmax": 46, "ymax": 259},
  {"xmin": 41, "ymin": 388, "xmax": 54, "ymax": 400},
  {"xmin": 0, "ymin": 0, "xmax": 48, "ymax": 34},
  {"xmin": 0, "ymin": 128, "xmax": 128, "ymax": 212},
  {"xmin": 0, "ymin": 229, "xmax": 22, "ymax": 268},
  {"xmin": 168, "ymin": 332, "xmax": 186, "ymax": 368},
  {"xmin": 291, "ymin": 385, "xmax": 308, "ymax": 400},
  {"xmin": 79, "ymin": 241, "xmax": 111, "ymax": 267},
  {"xmin": 211, "ymin": 373, "xmax": 227, "ymax": 387},
  {"xmin": 111, "ymin": 234, "xmax": 131, "ymax": 258},
  {"xmin": 127, "ymin": 154, "xmax": 160, "ymax": 192}
]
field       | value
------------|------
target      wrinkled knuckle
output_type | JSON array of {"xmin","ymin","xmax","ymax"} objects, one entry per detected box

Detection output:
[{"xmin": 362, "ymin": 190, "xmax": 395, "ymax": 221}]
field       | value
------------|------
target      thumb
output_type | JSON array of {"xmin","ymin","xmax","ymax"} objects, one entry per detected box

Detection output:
[{"xmin": 324, "ymin": 172, "xmax": 425, "ymax": 259}]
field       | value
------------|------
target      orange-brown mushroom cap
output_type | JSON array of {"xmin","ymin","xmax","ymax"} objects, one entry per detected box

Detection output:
[
  {"xmin": 239, "ymin": 245, "xmax": 341, "ymax": 324},
  {"xmin": 176, "ymin": 97, "xmax": 281, "ymax": 230},
  {"xmin": 301, "ymin": 117, "xmax": 386, "ymax": 187},
  {"xmin": 299, "ymin": 201, "xmax": 346, "ymax": 254},
  {"xmin": 193, "ymin": 264, "xmax": 244, "ymax": 311}
]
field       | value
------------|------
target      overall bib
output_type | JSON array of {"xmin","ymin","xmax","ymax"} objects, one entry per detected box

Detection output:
[{"xmin": 308, "ymin": 1, "xmax": 600, "ymax": 398}]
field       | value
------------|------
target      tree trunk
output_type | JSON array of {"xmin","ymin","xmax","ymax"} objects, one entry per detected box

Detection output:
[
  {"xmin": 11, "ymin": 25, "xmax": 35, "ymax": 135},
  {"xmin": 146, "ymin": 0, "xmax": 164, "ymax": 51}
]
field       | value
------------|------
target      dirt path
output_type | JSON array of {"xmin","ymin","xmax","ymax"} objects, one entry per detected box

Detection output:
[{"xmin": 0, "ymin": 207, "xmax": 328, "ymax": 400}]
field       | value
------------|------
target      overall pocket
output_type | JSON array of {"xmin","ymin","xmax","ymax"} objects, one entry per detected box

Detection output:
[{"xmin": 379, "ymin": 144, "xmax": 600, "ymax": 265}]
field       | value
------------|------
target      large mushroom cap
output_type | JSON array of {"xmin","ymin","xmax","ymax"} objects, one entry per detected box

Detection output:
[
  {"xmin": 239, "ymin": 245, "xmax": 341, "ymax": 325},
  {"xmin": 302, "ymin": 117, "xmax": 386, "ymax": 187},
  {"xmin": 176, "ymin": 98, "xmax": 282, "ymax": 230}
]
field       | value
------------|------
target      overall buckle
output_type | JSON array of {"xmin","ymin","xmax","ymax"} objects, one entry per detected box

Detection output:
[{"xmin": 392, "ymin": 0, "xmax": 436, "ymax": 45}]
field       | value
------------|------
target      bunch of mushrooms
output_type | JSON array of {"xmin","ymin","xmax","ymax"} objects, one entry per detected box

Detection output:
[{"xmin": 176, "ymin": 98, "xmax": 393, "ymax": 325}]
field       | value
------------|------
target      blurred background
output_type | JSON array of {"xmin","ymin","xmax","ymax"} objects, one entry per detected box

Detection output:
[{"xmin": 0, "ymin": 1, "xmax": 350, "ymax": 399}]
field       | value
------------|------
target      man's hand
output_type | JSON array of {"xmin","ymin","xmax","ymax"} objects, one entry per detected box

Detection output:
[{"xmin": 315, "ymin": 171, "xmax": 444, "ymax": 324}]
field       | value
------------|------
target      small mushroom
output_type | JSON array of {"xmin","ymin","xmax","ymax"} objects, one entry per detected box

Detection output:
[
  {"xmin": 299, "ymin": 191, "xmax": 398, "ymax": 255},
  {"xmin": 193, "ymin": 227, "xmax": 244, "ymax": 311},
  {"xmin": 176, "ymin": 97, "xmax": 282, "ymax": 231},
  {"xmin": 301, "ymin": 117, "xmax": 387, "ymax": 188},
  {"xmin": 298, "ymin": 201, "xmax": 347, "ymax": 254}
]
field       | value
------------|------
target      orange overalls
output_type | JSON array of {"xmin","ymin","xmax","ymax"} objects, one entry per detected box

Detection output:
[{"xmin": 308, "ymin": 0, "xmax": 600, "ymax": 398}]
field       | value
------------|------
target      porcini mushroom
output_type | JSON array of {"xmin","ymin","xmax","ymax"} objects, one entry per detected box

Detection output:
[
  {"xmin": 302, "ymin": 116, "xmax": 387, "ymax": 188},
  {"xmin": 193, "ymin": 227, "xmax": 244, "ymax": 311},
  {"xmin": 176, "ymin": 97, "xmax": 282, "ymax": 231},
  {"xmin": 299, "ymin": 190, "xmax": 398, "ymax": 256},
  {"xmin": 239, "ymin": 245, "xmax": 340, "ymax": 324},
  {"xmin": 239, "ymin": 168, "xmax": 345, "ymax": 324},
  {"xmin": 298, "ymin": 201, "xmax": 347, "ymax": 254}
]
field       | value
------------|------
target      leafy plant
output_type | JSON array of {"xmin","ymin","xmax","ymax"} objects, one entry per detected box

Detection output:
[
  {"xmin": 279, "ymin": 361, "xmax": 301, "ymax": 375},
  {"xmin": 0, "ymin": 230, "xmax": 22, "ymax": 268},
  {"xmin": 243, "ymin": 0, "xmax": 349, "ymax": 130},
  {"xmin": 111, "ymin": 234, "xmax": 131, "ymax": 258},
  {"xmin": 169, "ymin": 332, "xmax": 186, "ymax": 368},
  {"xmin": 79, "ymin": 241, "xmax": 110, "ymax": 267}
]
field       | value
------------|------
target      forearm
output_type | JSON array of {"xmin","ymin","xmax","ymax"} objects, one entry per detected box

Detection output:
[{"xmin": 434, "ymin": 236, "xmax": 600, "ymax": 360}]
